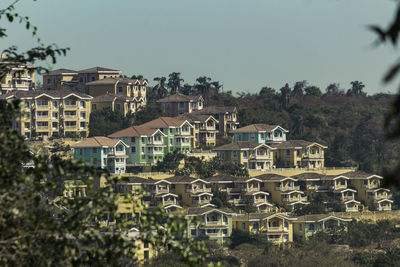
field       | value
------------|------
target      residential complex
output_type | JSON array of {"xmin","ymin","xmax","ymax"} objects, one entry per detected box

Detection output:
[
  {"xmin": 232, "ymin": 124, "xmax": 289, "ymax": 145},
  {"xmin": 72, "ymin": 136, "xmax": 129, "ymax": 174},
  {"xmin": 176, "ymin": 113, "xmax": 218, "ymax": 148},
  {"xmin": 0, "ymin": 90, "xmax": 92, "ymax": 138},
  {"xmin": 157, "ymin": 93, "xmax": 204, "ymax": 117},
  {"xmin": 0, "ymin": 53, "xmax": 35, "ymax": 94},
  {"xmin": 193, "ymin": 106, "xmax": 239, "ymax": 137}
]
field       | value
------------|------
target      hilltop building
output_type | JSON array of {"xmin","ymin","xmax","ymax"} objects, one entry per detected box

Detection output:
[
  {"xmin": 0, "ymin": 52, "xmax": 35, "ymax": 94},
  {"xmin": 157, "ymin": 93, "xmax": 204, "ymax": 117}
]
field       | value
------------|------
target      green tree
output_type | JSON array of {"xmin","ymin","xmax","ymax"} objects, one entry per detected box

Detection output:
[
  {"xmin": 304, "ymin": 85, "xmax": 322, "ymax": 97},
  {"xmin": 167, "ymin": 72, "xmax": 184, "ymax": 94}
]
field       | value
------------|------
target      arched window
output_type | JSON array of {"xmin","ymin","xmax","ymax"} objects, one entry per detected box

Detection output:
[{"xmin": 309, "ymin": 224, "xmax": 315, "ymax": 231}]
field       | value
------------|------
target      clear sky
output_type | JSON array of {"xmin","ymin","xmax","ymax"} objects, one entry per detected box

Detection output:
[{"xmin": 3, "ymin": 0, "xmax": 399, "ymax": 94}]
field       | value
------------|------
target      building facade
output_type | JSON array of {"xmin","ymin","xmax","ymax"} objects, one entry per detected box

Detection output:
[
  {"xmin": 232, "ymin": 124, "xmax": 289, "ymax": 145},
  {"xmin": 157, "ymin": 93, "xmax": 204, "ymax": 117},
  {"xmin": 194, "ymin": 106, "xmax": 239, "ymax": 137},
  {"xmin": 0, "ymin": 53, "xmax": 35, "ymax": 94}
]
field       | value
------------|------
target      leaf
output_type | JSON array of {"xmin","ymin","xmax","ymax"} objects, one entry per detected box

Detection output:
[{"xmin": 383, "ymin": 62, "xmax": 400, "ymax": 83}]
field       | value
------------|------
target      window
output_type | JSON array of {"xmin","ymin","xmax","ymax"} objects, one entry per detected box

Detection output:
[
  {"xmin": 52, "ymin": 112, "xmax": 58, "ymax": 118},
  {"xmin": 47, "ymin": 78, "xmax": 51, "ymax": 84},
  {"xmin": 178, "ymin": 102, "xmax": 184, "ymax": 109},
  {"xmin": 241, "ymin": 222, "xmax": 246, "ymax": 230},
  {"xmin": 131, "ymin": 137, "xmax": 136, "ymax": 143},
  {"xmin": 131, "ymin": 147, "xmax": 136, "ymax": 153},
  {"xmin": 65, "ymin": 100, "xmax": 76, "ymax": 106},
  {"xmin": 118, "ymin": 86, "xmax": 123, "ymax": 93},
  {"xmin": 37, "ymin": 100, "xmax": 48, "ymax": 106},
  {"xmin": 144, "ymin": 241, "xmax": 149, "ymax": 249},
  {"xmin": 92, "ymin": 104, "xmax": 97, "ymax": 110},
  {"xmin": 80, "ymin": 112, "xmax": 86, "ymax": 119},
  {"xmin": 80, "ymin": 122, "xmax": 86, "ymax": 129},
  {"xmin": 52, "ymin": 101, "xmax": 58, "ymax": 108},
  {"xmin": 169, "ymin": 128, "xmax": 173, "ymax": 134},
  {"xmin": 24, "ymin": 122, "xmax": 30, "ymax": 129},
  {"xmin": 80, "ymin": 101, "xmax": 86, "ymax": 108},
  {"xmin": 91, "ymin": 77, "xmax": 95, "ymax": 81},
  {"xmin": 52, "ymin": 122, "xmax": 58, "ymax": 129},
  {"xmin": 144, "ymin": 251, "xmax": 149, "ymax": 260},
  {"xmin": 115, "ymin": 103, "xmax": 121, "ymax": 110},
  {"xmin": 92, "ymin": 148, "xmax": 97, "ymax": 153},
  {"xmin": 191, "ymin": 229, "xmax": 197, "ymax": 236},
  {"xmin": 141, "ymin": 137, "xmax": 146, "ymax": 143},
  {"xmin": 309, "ymin": 224, "xmax": 315, "ymax": 231},
  {"xmin": 170, "ymin": 138, "xmax": 173, "ymax": 144},
  {"xmin": 285, "ymin": 149, "xmax": 290, "ymax": 156}
]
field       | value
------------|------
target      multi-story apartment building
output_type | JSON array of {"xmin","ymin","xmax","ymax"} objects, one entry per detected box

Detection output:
[
  {"xmin": 0, "ymin": 90, "xmax": 92, "ymax": 139},
  {"xmin": 346, "ymin": 171, "xmax": 393, "ymax": 211},
  {"xmin": 109, "ymin": 125, "xmax": 167, "ymax": 166},
  {"xmin": 72, "ymin": 136, "xmax": 129, "ymax": 174},
  {"xmin": 140, "ymin": 117, "xmax": 193, "ymax": 153},
  {"xmin": 213, "ymin": 141, "xmax": 276, "ymax": 170},
  {"xmin": 257, "ymin": 174, "xmax": 309, "ymax": 210},
  {"xmin": 178, "ymin": 207, "xmax": 234, "ymax": 244},
  {"xmin": 157, "ymin": 93, "xmax": 204, "ymax": 117},
  {"xmin": 273, "ymin": 140, "xmax": 327, "ymax": 169},
  {"xmin": 0, "ymin": 53, "xmax": 35, "ymax": 94},
  {"xmin": 193, "ymin": 106, "xmax": 239, "ymax": 137},
  {"xmin": 165, "ymin": 176, "xmax": 214, "ymax": 207},
  {"xmin": 176, "ymin": 113, "xmax": 218, "ymax": 148},
  {"xmin": 293, "ymin": 214, "xmax": 351, "ymax": 241},
  {"xmin": 207, "ymin": 175, "xmax": 274, "ymax": 212},
  {"xmin": 232, "ymin": 213, "xmax": 296, "ymax": 245},
  {"xmin": 92, "ymin": 93, "xmax": 145, "ymax": 117},
  {"xmin": 42, "ymin": 67, "xmax": 121, "ymax": 93},
  {"xmin": 42, "ymin": 69, "xmax": 78, "ymax": 91},
  {"xmin": 232, "ymin": 124, "xmax": 289, "ymax": 145}
]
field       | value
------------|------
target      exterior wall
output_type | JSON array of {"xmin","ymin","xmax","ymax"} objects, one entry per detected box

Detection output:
[
  {"xmin": 1, "ymin": 65, "xmax": 35, "ymax": 93},
  {"xmin": 88, "ymin": 84, "xmax": 116, "ymax": 96},
  {"xmin": 275, "ymin": 146, "xmax": 325, "ymax": 169},
  {"xmin": 43, "ymin": 73, "xmax": 77, "ymax": 91}
]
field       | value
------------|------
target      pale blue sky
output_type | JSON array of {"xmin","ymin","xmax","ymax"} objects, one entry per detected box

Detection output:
[{"xmin": 3, "ymin": 0, "xmax": 399, "ymax": 94}]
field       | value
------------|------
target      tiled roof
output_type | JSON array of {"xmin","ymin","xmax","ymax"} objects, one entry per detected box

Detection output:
[
  {"xmin": 233, "ymin": 212, "xmax": 296, "ymax": 221},
  {"xmin": 292, "ymin": 173, "xmax": 324, "ymax": 181},
  {"xmin": 86, "ymin": 77, "xmax": 145, "ymax": 86},
  {"xmin": 141, "ymin": 117, "xmax": 188, "ymax": 128},
  {"xmin": 295, "ymin": 214, "xmax": 352, "ymax": 222},
  {"xmin": 156, "ymin": 93, "xmax": 202, "ymax": 103},
  {"xmin": 197, "ymin": 106, "xmax": 236, "ymax": 114},
  {"xmin": 78, "ymin": 67, "xmax": 120, "ymax": 73},
  {"xmin": 254, "ymin": 173, "xmax": 292, "ymax": 182},
  {"xmin": 165, "ymin": 176, "xmax": 208, "ymax": 184},
  {"xmin": 206, "ymin": 174, "xmax": 238, "ymax": 183},
  {"xmin": 117, "ymin": 176, "xmax": 149, "ymax": 184},
  {"xmin": 109, "ymin": 125, "xmax": 159, "ymax": 138},
  {"xmin": 181, "ymin": 207, "xmax": 234, "ymax": 216},
  {"xmin": 45, "ymin": 68, "xmax": 78, "ymax": 75},
  {"xmin": 213, "ymin": 141, "xmax": 272, "ymax": 150},
  {"xmin": 72, "ymin": 136, "xmax": 121, "ymax": 148},
  {"xmin": 341, "ymin": 171, "xmax": 382, "ymax": 179},
  {"xmin": 272, "ymin": 140, "xmax": 327, "ymax": 149},
  {"xmin": 0, "ymin": 89, "xmax": 92, "ymax": 100},
  {"xmin": 232, "ymin": 124, "xmax": 286, "ymax": 133},
  {"xmin": 92, "ymin": 93, "xmax": 135, "ymax": 103},
  {"xmin": 176, "ymin": 113, "xmax": 217, "ymax": 123}
]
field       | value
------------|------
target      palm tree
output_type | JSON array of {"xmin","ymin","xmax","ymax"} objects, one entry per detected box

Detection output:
[
  {"xmin": 167, "ymin": 72, "xmax": 184, "ymax": 94},
  {"xmin": 350, "ymin": 81, "xmax": 366, "ymax": 96},
  {"xmin": 194, "ymin": 76, "xmax": 212, "ymax": 99},
  {"xmin": 153, "ymin": 76, "xmax": 168, "ymax": 98}
]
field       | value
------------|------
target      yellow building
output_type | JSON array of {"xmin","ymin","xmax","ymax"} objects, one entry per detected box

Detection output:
[
  {"xmin": 345, "ymin": 171, "xmax": 393, "ymax": 211},
  {"xmin": 273, "ymin": 140, "xmax": 327, "ymax": 169},
  {"xmin": 91, "ymin": 93, "xmax": 145, "ymax": 116},
  {"xmin": 0, "ymin": 90, "xmax": 92, "ymax": 139},
  {"xmin": 165, "ymin": 176, "xmax": 214, "ymax": 207},
  {"xmin": 176, "ymin": 113, "xmax": 219, "ymax": 148},
  {"xmin": 256, "ymin": 173, "xmax": 309, "ymax": 210},
  {"xmin": 0, "ymin": 52, "xmax": 35, "ymax": 94},
  {"xmin": 42, "ymin": 68, "xmax": 78, "ymax": 91},
  {"xmin": 193, "ymin": 106, "xmax": 239, "ymax": 137},
  {"xmin": 232, "ymin": 213, "xmax": 296, "ymax": 245},
  {"xmin": 213, "ymin": 141, "xmax": 276, "ymax": 171}
]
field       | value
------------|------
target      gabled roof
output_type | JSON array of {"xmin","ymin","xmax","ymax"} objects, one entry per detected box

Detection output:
[
  {"xmin": 141, "ymin": 117, "xmax": 192, "ymax": 128},
  {"xmin": 233, "ymin": 212, "xmax": 296, "ymax": 222},
  {"xmin": 165, "ymin": 176, "xmax": 209, "ymax": 184},
  {"xmin": 295, "ymin": 214, "xmax": 352, "ymax": 223},
  {"xmin": 213, "ymin": 141, "xmax": 275, "ymax": 151},
  {"xmin": 292, "ymin": 172, "xmax": 324, "ymax": 181},
  {"xmin": 45, "ymin": 68, "xmax": 78, "ymax": 75},
  {"xmin": 86, "ymin": 77, "xmax": 146, "ymax": 86},
  {"xmin": 72, "ymin": 136, "xmax": 128, "ymax": 148},
  {"xmin": 179, "ymin": 207, "xmax": 234, "ymax": 216},
  {"xmin": 196, "ymin": 106, "xmax": 237, "ymax": 114},
  {"xmin": 232, "ymin": 124, "xmax": 288, "ymax": 133},
  {"xmin": 273, "ymin": 140, "xmax": 327, "ymax": 149},
  {"xmin": 78, "ymin": 67, "xmax": 120, "ymax": 73},
  {"xmin": 206, "ymin": 174, "xmax": 237, "ymax": 183},
  {"xmin": 255, "ymin": 173, "xmax": 296, "ymax": 182},
  {"xmin": 321, "ymin": 175, "xmax": 349, "ymax": 181},
  {"xmin": 0, "ymin": 89, "xmax": 92, "ymax": 100},
  {"xmin": 117, "ymin": 176, "xmax": 149, "ymax": 185},
  {"xmin": 109, "ymin": 126, "xmax": 164, "ymax": 138},
  {"xmin": 342, "ymin": 171, "xmax": 383, "ymax": 180},
  {"xmin": 92, "ymin": 93, "xmax": 135, "ymax": 103},
  {"xmin": 156, "ymin": 93, "xmax": 203, "ymax": 103},
  {"xmin": 176, "ymin": 113, "xmax": 219, "ymax": 124}
]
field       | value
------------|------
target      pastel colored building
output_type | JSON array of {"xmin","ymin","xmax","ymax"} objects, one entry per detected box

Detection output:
[
  {"xmin": 0, "ymin": 52, "xmax": 35, "ymax": 94},
  {"xmin": 232, "ymin": 124, "xmax": 288, "ymax": 145},
  {"xmin": 213, "ymin": 141, "xmax": 276, "ymax": 170},
  {"xmin": 232, "ymin": 213, "xmax": 296, "ymax": 245},
  {"xmin": 178, "ymin": 207, "xmax": 234, "ymax": 244},
  {"xmin": 42, "ymin": 68, "xmax": 78, "ymax": 91},
  {"xmin": 293, "ymin": 214, "xmax": 351, "ymax": 241},
  {"xmin": 109, "ymin": 126, "xmax": 167, "ymax": 166},
  {"xmin": 73, "ymin": 136, "xmax": 129, "ymax": 174},
  {"xmin": 194, "ymin": 106, "xmax": 239, "ymax": 137},
  {"xmin": 273, "ymin": 140, "xmax": 327, "ymax": 169},
  {"xmin": 0, "ymin": 90, "xmax": 92, "ymax": 139},
  {"xmin": 92, "ymin": 93, "xmax": 145, "ymax": 117},
  {"xmin": 165, "ymin": 176, "xmax": 214, "ymax": 208},
  {"xmin": 176, "ymin": 113, "xmax": 219, "ymax": 148},
  {"xmin": 157, "ymin": 93, "xmax": 204, "ymax": 117}
]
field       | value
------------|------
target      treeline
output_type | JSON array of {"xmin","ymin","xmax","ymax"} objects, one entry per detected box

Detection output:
[{"xmin": 92, "ymin": 72, "xmax": 400, "ymax": 174}]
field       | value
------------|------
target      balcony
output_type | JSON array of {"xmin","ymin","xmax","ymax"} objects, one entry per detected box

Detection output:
[
  {"xmin": 192, "ymin": 198, "xmax": 211, "ymax": 205},
  {"xmin": 36, "ymin": 125, "xmax": 49, "ymax": 130},
  {"xmin": 187, "ymin": 187, "xmax": 212, "ymax": 193},
  {"xmin": 267, "ymin": 227, "xmax": 289, "ymax": 232},
  {"xmin": 276, "ymin": 185, "xmax": 300, "ymax": 191},
  {"xmin": 64, "ymin": 104, "xmax": 77, "ymax": 109},
  {"xmin": 64, "ymin": 125, "xmax": 77, "ymax": 129},
  {"xmin": 36, "ymin": 115, "xmax": 49, "ymax": 119},
  {"xmin": 205, "ymin": 220, "xmax": 228, "ymax": 226},
  {"xmin": 64, "ymin": 115, "xmax": 77, "ymax": 119},
  {"xmin": 162, "ymin": 199, "xmax": 176, "ymax": 206},
  {"xmin": 342, "ymin": 195, "xmax": 355, "ymax": 201},
  {"xmin": 283, "ymin": 196, "xmax": 307, "ymax": 202}
]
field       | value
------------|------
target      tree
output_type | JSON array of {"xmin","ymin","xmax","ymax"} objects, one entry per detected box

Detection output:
[
  {"xmin": 259, "ymin": 86, "xmax": 276, "ymax": 98},
  {"xmin": 279, "ymin": 83, "xmax": 291, "ymax": 109},
  {"xmin": 194, "ymin": 76, "xmax": 212, "ymax": 99},
  {"xmin": 155, "ymin": 150, "xmax": 185, "ymax": 173},
  {"xmin": 167, "ymin": 72, "xmax": 184, "ymax": 94},
  {"xmin": 325, "ymin": 83, "xmax": 341, "ymax": 95},
  {"xmin": 153, "ymin": 76, "xmax": 168, "ymax": 99},
  {"xmin": 291, "ymin": 80, "xmax": 306, "ymax": 98},
  {"xmin": 349, "ymin": 81, "xmax": 366, "ymax": 96},
  {"xmin": 89, "ymin": 107, "xmax": 131, "ymax": 137},
  {"xmin": 304, "ymin": 86, "xmax": 322, "ymax": 97}
]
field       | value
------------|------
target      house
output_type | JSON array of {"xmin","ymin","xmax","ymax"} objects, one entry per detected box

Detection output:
[
  {"xmin": 193, "ymin": 106, "xmax": 239, "ymax": 137},
  {"xmin": 232, "ymin": 124, "xmax": 289, "ymax": 145},
  {"xmin": 165, "ymin": 176, "xmax": 214, "ymax": 207},
  {"xmin": 273, "ymin": 140, "xmax": 327, "ymax": 169},
  {"xmin": 207, "ymin": 175, "xmax": 274, "ymax": 212},
  {"xmin": 257, "ymin": 174, "xmax": 309, "ymax": 210},
  {"xmin": 63, "ymin": 180, "xmax": 87, "ymax": 199},
  {"xmin": 232, "ymin": 213, "xmax": 296, "ymax": 245},
  {"xmin": 293, "ymin": 214, "xmax": 352, "ymax": 241},
  {"xmin": 140, "ymin": 117, "xmax": 193, "ymax": 153},
  {"xmin": 77, "ymin": 67, "xmax": 121, "ymax": 93},
  {"xmin": 140, "ymin": 179, "xmax": 182, "ymax": 212},
  {"xmin": 213, "ymin": 141, "xmax": 276, "ymax": 170},
  {"xmin": 42, "ymin": 68, "xmax": 78, "ymax": 91},
  {"xmin": 345, "ymin": 171, "xmax": 393, "ymax": 211},
  {"xmin": 72, "ymin": 136, "xmax": 129, "ymax": 174},
  {"xmin": 177, "ymin": 207, "xmax": 234, "ymax": 244},
  {"xmin": 0, "ymin": 90, "xmax": 92, "ymax": 139},
  {"xmin": 126, "ymin": 228, "xmax": 159, "ymax": 262},
  {"xmin": 0, "ymin": 52, "xmax": 35, "ymax": 94},
  {"xmin": 92, "ymin": 93, "xmax": 145, "ymax": 117},
  {"xmin": 176, "ymin": 113, "xmax": 219, "ymax": 148},
  {"xmin": 109, "ymin": 126, "xmax": 167, "ymax": 166},
  {"xmin": 157, "ymin": 93, "xmax": 204, "ymax": 117}
]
